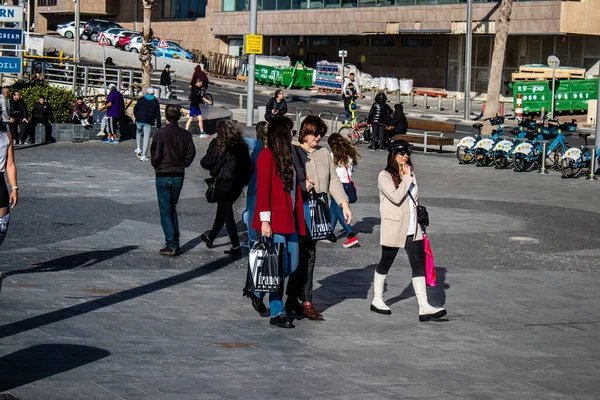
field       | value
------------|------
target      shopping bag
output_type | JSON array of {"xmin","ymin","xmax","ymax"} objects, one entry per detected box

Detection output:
[
  {"xmin": 308, "ymin": 191, "xmax": 334, "ymax": 241},
  {"xmin": 423, "ymin": 233, "xmax": 437, "ymax": 287},
  {"xmin": 245, "ymin": 239, "xmax": 284, "ymax": 293}
]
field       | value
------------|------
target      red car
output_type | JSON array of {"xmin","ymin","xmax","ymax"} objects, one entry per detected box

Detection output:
[{"xmin": 116, "ymin": 33, "xmax": 140, "ymax": 51}]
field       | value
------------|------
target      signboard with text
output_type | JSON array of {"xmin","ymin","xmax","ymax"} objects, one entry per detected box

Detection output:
[
  {"xmin": 0, "ymin": 28, "xmax": 23, "ymax": 45},
  {"xmin": 0, "ymin": 5, "xmax": 23, "ymax": 23},
  {"xmin": 0, "ymin": 56, "xmax": 22, "ymax": 74},
  {"xmin": 245, "ymin": 34, "xmax": 263, "ymax": 55}
]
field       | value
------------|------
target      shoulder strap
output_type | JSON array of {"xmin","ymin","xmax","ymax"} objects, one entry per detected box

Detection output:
[
  {"xmin": 343, "ymin": 164, "xmax": 353, "ymax": 183},
  {"xmin": 293, "ymin": 145, "xmax": 308, "ymax": 181},
  {"xmin": 406, "ymin": 183, "xmax": 417, "ymax": 205}
]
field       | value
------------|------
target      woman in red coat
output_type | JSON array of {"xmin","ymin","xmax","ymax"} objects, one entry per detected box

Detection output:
[{"xmin": 245, "ymin": 117, "xmax": 306, "ymax": 329}]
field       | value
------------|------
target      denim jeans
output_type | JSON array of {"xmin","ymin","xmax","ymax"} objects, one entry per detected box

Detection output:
[
  {"xmin": 245, "ymin": 194, "xmax": 257, "ymax": 243},
  {"xmin": 155, "ymin": 177, "xmax": 184, "ymax": 250},
  {"xmin": 257, "ymin": 232, "xmax": 299, "ymax": 317},
  {"xmin": 330, "ymin": 199, "xmax": 352, "ymax": 236},
  {"xmin": 136, "ymin": 123, "xmax": 152, "ymax": 158}
]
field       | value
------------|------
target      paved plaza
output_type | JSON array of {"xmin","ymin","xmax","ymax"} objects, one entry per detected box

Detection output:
[{"xmin": 1, "ymin": 134, "xmax": 600, "ymax": 399}]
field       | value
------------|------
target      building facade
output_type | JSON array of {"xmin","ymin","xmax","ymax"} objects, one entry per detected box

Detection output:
[{"xmin": 34, "ymin": 0, "xmax": 600, "ymax": 91}]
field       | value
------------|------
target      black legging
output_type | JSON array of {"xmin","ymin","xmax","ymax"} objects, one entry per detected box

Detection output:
[
  {"xmin": 208, "ymin": 197, "xmax": 241, "ymax": 248},
  {"xmin": 371, "ymin": 124, "xmax": 386, "ymax": 149},
  {"xmin": 376, "ymin": 235, "xmax": 425, "ymax": 277},
  {"xmin": 287, "ymin": 239, "xmax": 317, "ymax": 302}
]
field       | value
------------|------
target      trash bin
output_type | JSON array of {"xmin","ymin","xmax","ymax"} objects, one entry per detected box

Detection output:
[{"xmin": 511, "ymin": 79, "xmax": 598, "ymax": 114}]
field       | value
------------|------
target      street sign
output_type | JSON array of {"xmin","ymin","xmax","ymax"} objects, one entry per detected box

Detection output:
[
  {"xmin": 547, "ymin": 55, "xmax": 560, "ymax": 68},
  {"xmin": 0, "ymin": 5, "xmax": 23, "ymax": 23},
  {"xmin": 0, "ymin": 28, "xmax": 23, "ymax": 45},
  {"xmin": 338, "ymin": 50, "xmax": 348, "ymax": 57},
  {"xmin": 547, "ymin": 55, "xmax": 560, "ymax": 119},
  {"xmin": 158, "ymin": 37, "xmax": 168, "ymax": 49},
  {"xmin": 245, "ymin": 34, "xmax": 263, "ymax": 55},
  {"xmin": 97, "ymin": 33, "xmax": 111, "ymax": 47},
  {"xmin": 0, "ymin": 56, "xmax": 22, "ymax": 74}
]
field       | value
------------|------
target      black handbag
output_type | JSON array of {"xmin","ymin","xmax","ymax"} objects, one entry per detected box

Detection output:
[
  {"xmin": 245, "ymin": 238, "xmax": 285, "ymax": 293},
  {"xmin": 205, "ymin": 155, "xmax": 227, "ymax": 203},
  {"xmin": 342, "ymin": 164, "xmax": 357, "ymax": 204},
  {"xmin": 407, "ymin": 191, "xmax": 429, "ymax": 230}
]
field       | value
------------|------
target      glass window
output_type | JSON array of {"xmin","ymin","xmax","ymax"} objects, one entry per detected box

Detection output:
[
  {"xmin": 340, "ymin": 38, "xmax": 360, "ymax": 46},
  {"xmin": 281, "ymin": 37, "xmax": 299, "ymax": 45},
  {"xmin": 370, "ymin": 37, "xmax": 394, "ymax": 47},
  {"xmin": 475, "ymin": 36, "xmax": 491, "ymax": 67},
  {"xmin": 263, "ymin": 0, "xmax": 277, "ymax": 9},
  {"xmin": 341, "ymin": 0, "xmax": 357, "ymax": 6},
  {"xmin": 311, "ymin": 37, "xmax": 330, "ymax": 46},
  {"xmin": 223, "ymin": 0, "xmax": 235, "ymax": 10},
  {"xmin": 541, "ymin": 36, "xmax": 555, "ymax": 62},
  {"xmin": 377, "ymin": 0, "xmax": 393, "ymax": 5},
  {"xmin": 324, "ymin": 0, "xmax": 340, "ymax": 7},
  {"xmin": 309, "ymin": 0, "xmax": 323, "ymax": 7},
  {"xmin": 505, "ymin": 36, "xmax": 519, "ymax": 68},
  {"xmin": 360, "ymin": 0, "xmax": 376, "ymax": 6},
  {"xmin": 395, "ymin": 0, "xmax": 415, "ymax": 4},
  {"xmin": 278, "ymin": 0, "xmax": 292, "ymax": 8},
  {"xmin": 163, "ymin": 0, "xmax": 206, "ymax": 17},
  {"xmin": 401, "ymin": 37, "xmax": 432, "ymax": 47},
  {"xmin": 292, "ymin": 0, "xmax": 308, "ymax": 8}
]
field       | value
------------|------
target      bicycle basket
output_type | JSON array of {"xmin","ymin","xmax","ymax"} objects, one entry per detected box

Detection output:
[{"xmin": 489, "ymin": 116, "xmax": 505, "ymax": 126}]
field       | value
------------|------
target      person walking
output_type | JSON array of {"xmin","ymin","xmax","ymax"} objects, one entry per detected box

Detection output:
[
  {"xmin": 98, "ymin": 84, "xmax": 124, "ymax": 143},
  {"xmin": 244, "ymin": 116, "xmax": 306, "ymax": 329},
  {"xmin": 134, "ymin": 87, "xmax": 162, "ymax": 162},
  {"xmin": 8, "ymin": 90, "xmax": 28, "ymax": 146},
  {"xmin": 71, "ymin": 96, "xmax": 92, "ymax": 127},
  {"xmin": 242, "ymin": 121, "xmax": 268, "ymax": 248},
  {"xmin": 288, "ymin": 115, "xmax": 353, "ymax": 320},
  {"xmin": 367, "ymin": 92, "xmax": 392, "ymax": 151},
  {"xmin": 150, "ymin": 105, "xmax": 196, "ymax": 256},
  {"xmin": 0, "ymin": 88, "xmax": 10, "ymax": 132},
  {"xmin": 200, "ymin": 120, "xmax": 252, "ymax": 256},
  {"xmin": 341, "ymin": 82, "xmax": 358, "ymax": 125},
  {"xmin": 28, "ymin": 95, "xmax": 55, "ymax": 144},
  {"xmin": 371, "ymin": 140, "xmax": 447, "ymax": 321},
  {"xmin": 0, "ymin": 128, "xmax": 18, "ymax": 247},
  {"xmin": 327, "ymin": 132, "xmax": 359, "ymax": 248},
  {"xmin": 186, "ymin": 79, "xmax": 210, "ymax": 138},
  {"xmin": 264, "ymin": 89, "xmax": 287, "ymax": 122},
  {"xmin": 160, "ymin": 65, "xmax": 172, "ymax": 100},
  {"xmin": 386, "ymin": 104, "xmax": 408, "ymax": 145}
]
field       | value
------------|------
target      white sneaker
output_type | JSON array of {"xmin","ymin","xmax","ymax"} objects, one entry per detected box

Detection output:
[
  {"xmin": 97, "ymin": 131, "xmax": 106, "ymax": 137},
  {"xmin": 134, "ymin": 148, "xmax": 142, "ymax": 157},
  {"xmin": 139, "ymin": 156, "xmax": 150, "ymax": 162}
]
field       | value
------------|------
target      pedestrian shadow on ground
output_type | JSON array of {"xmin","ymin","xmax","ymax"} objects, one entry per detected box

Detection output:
[
  {"xmin": 0, "ymin": 255, "xmax": 235, "ymax": 340},
  {"xmin": 4, "ymin": 246, "xmax": 139, "ymax": 277},
  {"xmin": 351, "ymin": 217, "xmax": 380, "ymax": 234},
  {"xmin": 179, "ymin": 236, "xmax": 204, "ymax": 255},
  {"xmin": 387, "ymin": 267, "xmax": 449, "ymax": 308},
  {"xmin": 0, "ymin": 344, "xmax": 110, "ymax": 393}
]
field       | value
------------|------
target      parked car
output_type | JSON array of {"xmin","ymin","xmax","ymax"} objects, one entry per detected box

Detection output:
[
  {"xmin": 151, "ymin": 40, "xmax": 193, "ymax": 61},
  {"xmin": 81, "ymin": 19, "xmax": 122, "ymax": 41},
  {"xmin": 115, "ymin": 33, "xmax": 140, "ymax": 51},
  {"xmin": 56, "ymin": 21, "xmax": 85, "ymax": 39},
  {"xmin": 102, "ymin": 27, "xmax": 128, "ymax": 46},
  {"xmin": 128, "ymin": 36, "xmax": 144, "ymax": 53}
]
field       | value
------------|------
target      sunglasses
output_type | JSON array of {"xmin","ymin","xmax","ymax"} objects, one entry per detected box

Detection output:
[
  {"xmin": 394, "ymin": 150, "xmax": 411, "ymax": 156},
  {"xmin": 313, "ymin": 132, "xmax": 324, "ymax": 138}
]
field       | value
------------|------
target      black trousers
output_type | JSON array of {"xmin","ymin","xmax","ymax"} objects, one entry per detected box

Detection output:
[
  {"xmin": 371, "ymin": 124, "xmax": 386, "ymax": 149},
  {"xmin": 208, "ymin": 197, "xmax": 241, "ymax": 248},
  {"xmin": 376, "ymin": 235, "xmax": 425, "ymax": 277},
  {"xmin": 286, "ymin": 239, "xmax": 317, "ymax": 302},
  {"xmin": 8, "ymin": 120, "xmax": 27, "ymax": 144},
  {"xmin": 28, "ymin": 118, "xmax": 53, "ymax": 143}
]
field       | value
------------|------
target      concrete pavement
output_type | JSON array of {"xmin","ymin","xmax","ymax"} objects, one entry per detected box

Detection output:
[{"xmin": 1, "ymin": 135, "xmax": 600, "ymax": 399}]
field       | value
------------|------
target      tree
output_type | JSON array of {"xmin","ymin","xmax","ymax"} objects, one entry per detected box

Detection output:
[
  {"xmin": 139, "ymin": 0, "xmax": 157, "ymax": 90},
  {"xmin": 483, "ymin": 0, "xmax": 513, "ymax": 134}
]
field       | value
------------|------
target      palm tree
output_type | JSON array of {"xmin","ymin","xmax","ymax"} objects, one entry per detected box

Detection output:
[
  {"xmin": 139, "ymin": 0, "xmax": 157, "ymax": 90},
  {"xmin": 483, "ymin": 0, "xmax": 513, "ymax": 134}
]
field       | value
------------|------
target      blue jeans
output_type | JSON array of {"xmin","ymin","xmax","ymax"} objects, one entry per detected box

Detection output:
[
  {"xmin": 258, "ymin": 232, "xmax": 299, "ymax": 317},
  {"xmin": 155, "ymin": 177, "xmax": 184, "ymax": 250},
  {"xmin": 244, "ymin": 194, "xmax": 257, "ymax": 243},
  {"xmin": 330, "ymin": 200, "xmax": 352, "ymax": 236}
]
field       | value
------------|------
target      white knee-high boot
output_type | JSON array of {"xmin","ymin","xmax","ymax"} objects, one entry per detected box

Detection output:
[
  {"xmin": 412, "ymin": 276, "xmax": 446, "ymax": 321},
  {"xmin": 371, "ymin": 272, "xmax": 392, "ymax": 315}
]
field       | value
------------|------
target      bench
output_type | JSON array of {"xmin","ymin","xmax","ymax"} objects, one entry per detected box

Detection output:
[
  {"xmin": 391, "ymin": 132, "xmax": 454, "ymax": 153},
  {"xmin": 407, "ymin": 119, "xmax": 456, "ymax": 133}
]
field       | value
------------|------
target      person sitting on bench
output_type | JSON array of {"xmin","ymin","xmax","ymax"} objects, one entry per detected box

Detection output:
[{"xmin": 71, "ymin": 97, "xmax": 92, "ymax": 128}]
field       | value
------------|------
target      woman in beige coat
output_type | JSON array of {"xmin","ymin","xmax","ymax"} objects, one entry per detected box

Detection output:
[{"xmin": 371, "ymin": 140, "xmax": 447, "ymax": 321}]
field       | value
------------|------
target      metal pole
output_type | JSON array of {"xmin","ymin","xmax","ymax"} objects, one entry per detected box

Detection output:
[
  {"xmin": 464, "ymin": 0, "xmax": 473, "ymax": 120},
  {"xmin": 410, "ymin": 90, "xmax": 414, "ymax": 107},
  {"xmin": 245, "ymin": 0, "xmax": 258, "ymax": 127},
  {"xmin": 586, "ymin": 145, "xmax": 598, "ymax": 180},
  {"xmin": 539, "ymin": 141, "xmax": 549, "ymax": 174},
  {"xmin": 341, "ymin": 53, "xmax": 345, "ymax": 85},
  {"xmin": 550, "ymin": 65, "xmax": 556, "ymax": 119},
  {"xmin": 423, "ymin": 93, "xmax": 428, "ymax": 109},
  {"xmin": 595, "ymin": 75, "xmax": 600, "ymax": 148},
  {"xmin": 19, "ymin": 0, "xmax": 25, "ymax": 79},
  {"xmin": 74, "ymin": 0, "xmax": 80, "ymax": 62},
  {"xmin": 134, "ymin": 0, "xmax": 139, "ymax": 32},
  {"xmin": 102, "ymin": 46, "xmax": 107, "ymax": 95}
]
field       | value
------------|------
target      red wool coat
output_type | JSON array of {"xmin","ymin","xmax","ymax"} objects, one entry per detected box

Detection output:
[{"xmin": 252, "ymin": 148, "xmax": 306, "ymax": 236}]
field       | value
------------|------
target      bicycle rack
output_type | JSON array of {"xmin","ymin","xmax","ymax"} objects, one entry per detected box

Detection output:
[
  {"xmin": 318, "ymin": 110, "xmax": 339, "ymax": 134},
  {"xmin": 296, "ymin": 108, "xmax": 315, "ymax": 132}
]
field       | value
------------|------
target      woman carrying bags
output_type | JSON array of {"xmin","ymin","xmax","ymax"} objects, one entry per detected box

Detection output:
[
  {"xmin": 327, "ymin": 133, "xmax": 359, "ymax": 248},
  {"xmin": 245, "ymin": 117, "xmax": 306, "ymax": 329},
  {"xmin": 372, "ymin": 139, "xmax": 447, "ymax": 321},
  {"xmin": 288, "ymin": 115, "xmax": 353, "ymax": 321}
]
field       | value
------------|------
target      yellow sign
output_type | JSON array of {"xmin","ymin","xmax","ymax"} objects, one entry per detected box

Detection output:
[
  {"xmin": 361, "ymin": 55, "xmax": 366, "ymax": 62},
  {"xmin": 299, "ymin": 48, "xmax": 304, "ymax": 56},
  {"xmin": 245, "ymin": 34, "xmax": 263, "ymax": 55}
]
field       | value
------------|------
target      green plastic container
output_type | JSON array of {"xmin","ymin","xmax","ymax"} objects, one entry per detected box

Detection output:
[
  {"xmin": 511, "ymin": 79, "xmax": 598, "ymax": 114},
  {"xmin": 254, "ymin": 62, "xmax": 314, "ymax": 89}
]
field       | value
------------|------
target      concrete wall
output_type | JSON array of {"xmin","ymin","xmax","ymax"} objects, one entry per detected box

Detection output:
[{"xmin": 560, "ymin": 0, "xmax": 600, "ymax": 35}]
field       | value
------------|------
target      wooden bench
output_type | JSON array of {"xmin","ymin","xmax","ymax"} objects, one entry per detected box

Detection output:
[
  {"xmin": 391, "ymin": 132, "xmax": 454, "ymax": 153},
  {"xmin": 407, "ymin": 119, "xmax": 456, "ymax": 133}
]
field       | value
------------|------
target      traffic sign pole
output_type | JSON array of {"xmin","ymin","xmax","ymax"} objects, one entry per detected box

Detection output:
[
  {"xmin": 158, "ymin": 37, "xmax": 168, "ymax": 68},
  {"xmin": 98, "ymin": 33, "xmax": 111, "ymax": 94},
  {"xmin": 548, "ymin": 55, "xmax": 560, "ymax": 120}
]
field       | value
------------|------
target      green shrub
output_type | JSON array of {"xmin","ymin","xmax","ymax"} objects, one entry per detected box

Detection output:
[{"xmin": 8, "ymin": 82, "xmax": 76, "ymax": 123}]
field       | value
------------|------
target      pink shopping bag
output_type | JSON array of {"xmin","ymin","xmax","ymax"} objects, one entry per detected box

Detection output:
[{"xmin": 423, "ymin": 233, "xmax": 437, "ymax": 287}]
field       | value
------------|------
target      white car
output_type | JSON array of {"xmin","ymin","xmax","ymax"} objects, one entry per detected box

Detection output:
[
  {"xmin": 102, "ymin": 27, "xmax": 128, "ymax": 46},
  {"xmin": 127, "ymin": 35, "xmax": 143, "ymax": 53},
  {"xmin": 56, "ymin": 21, "xmax": 84, "ymax": 39}
]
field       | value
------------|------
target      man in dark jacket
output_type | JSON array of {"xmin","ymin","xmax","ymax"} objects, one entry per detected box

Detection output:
[
  {"xmin": 28, "ymin": 95, "xmax": 55, "ymax": 144},
  {"xmin": 159, "ymin": 64, "xmax": 172, "ymax": 100},
  {"xmin": 150, "ymin": 104, "xmax": 196, "ymax": 256},
  {"xmin": 386, "ymin": 104, "xmax": 408, "ymax": 145},
  {"xmin": 367, "ymin": 92, "xmax": 392, "ymax": 151},
  {"xmin": 134, "ymin": 87, "xmax": 162, "ymax": 162},
  {"xmin": 264, "ymin": 89, "xmax": 287, "ymax": 122},
  {"xmin": 71, "ymin": 96, "xmax": 92, "ymax": 127},
  {"xmin": 8, "ymin": 90, "xmax": 29, "ymax": 145}
]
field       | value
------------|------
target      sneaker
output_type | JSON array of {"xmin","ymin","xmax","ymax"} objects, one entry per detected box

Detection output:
[
  {"xmin": 97, "ymin": 131, "xmax": 106, "ymax": 137},
  {"xmin": 159, "ymin": 247, "xmax": 178, "ymax": 256},
  {"xmin": 110, "ymin": 139, "xmax": 120, "ymax": 144},
  {"xmin": 134, "ymin": 147, "xmax": 142, "ymax": 155},
  {"xmin": 101, "ymin": 138, "xmax": 110, "ymax": 143},
  {"xmin": 343, "ymin": 236, "xmax": 359, "ymax": 248},
  {"xmin": 139, "ymin": 156, "xmax": 150, "ymax": 162}
]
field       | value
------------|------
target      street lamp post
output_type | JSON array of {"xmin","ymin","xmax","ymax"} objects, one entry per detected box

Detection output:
[
  {"xmin": 74, "ymin": 0, "xmax": 80, "ymax": 63},
  {"xmin": 245, "ymin": 0, "xmax": 257, "ymax": 127},
  {"xmin": 464, "ymin": 0, "xmax": 472, "ymax": 121}
]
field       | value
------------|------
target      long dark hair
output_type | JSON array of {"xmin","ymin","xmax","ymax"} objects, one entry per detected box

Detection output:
[
  {"xmin": 215, "ymin": 120, "xmax": 247, "ymax": 155},
  {"xmin": 267, "ymin": 117, "xmax": 295, "ymax": 192},
  {"xmin": 385, "ymin": 151, "xmax": 413, "ymax": 189},
  {"xmin": 327, "ymin": 133, "xmax": 360, "ymax": 167}
]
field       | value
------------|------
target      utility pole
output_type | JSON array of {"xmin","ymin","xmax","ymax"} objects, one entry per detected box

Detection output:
[
  {"xmin": 245, "ymin": 0, "xmax": 257, "ymax": 127},
  {"xmin": 464, "ymin": 0, "xmax": 473, "ymax": 121},
  {"xmin": 596, "ymin": 74, "xmax": 600, "ymax": 148},
  {"xmin": 74, "ymin": 0, "xmax": 80, "ymax": 62},
  {"xmin": 134, "ymin": 0, "xmax": 138, "ymax": 32}
]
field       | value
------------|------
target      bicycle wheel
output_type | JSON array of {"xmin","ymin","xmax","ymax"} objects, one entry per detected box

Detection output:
[
  {"xmin": 339, "ymin": 127, "xmax": 357, "ymax": 144},
  {"xmin": 513, "ymin": 153, "xmax": 535, "ymax": 172},
  {"xmin": 204, "ymin": 93, "xmax": 213, "ymax": 105},
  {"xmin": 456, "ymin": 146, "xmax": 474, "ymax": 164},
  {"xmin": 547, "ymin": 143, "xmax": 568, "ymax": 170},
  {"xmin": 492, "ymin": 150, "xmax": 511, "ymax": 169},
  {"xmin": 560, "ymin": 157, "xmax": 583, "ymax": 178},
  {"xmin": 474, "ymin": 148, "xmax": 493, "ymax": 167}
]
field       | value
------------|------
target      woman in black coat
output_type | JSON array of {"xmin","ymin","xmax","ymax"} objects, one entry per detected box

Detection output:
[
  {"xmin": 386, "ymin": 104, "xmax": 408, "ymax": 146},
  {"xmin": 200, "ymin": 120, "xmax": 252, "ymax": 255},
  {"xmin": 265, "ymin": 89, "xmax": 287, "ymax": 122},
  {"xmin": 367, "ymin": 92, "xmax": 392, "ymax": 151}
]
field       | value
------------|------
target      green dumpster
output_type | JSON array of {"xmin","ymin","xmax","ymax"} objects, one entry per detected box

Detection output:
[
  {"xmin": 255, "ymin": 65, "xmax": 272, "ymax": 84},
  {"xmin": 511, "ymin": 79, "xmax": 598, "ymax": 114}
]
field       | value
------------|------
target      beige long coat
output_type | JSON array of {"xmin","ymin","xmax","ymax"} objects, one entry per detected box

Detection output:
[{"xmin": 378, "ymin": 170, "xmax": 423, "ymax": 248}]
